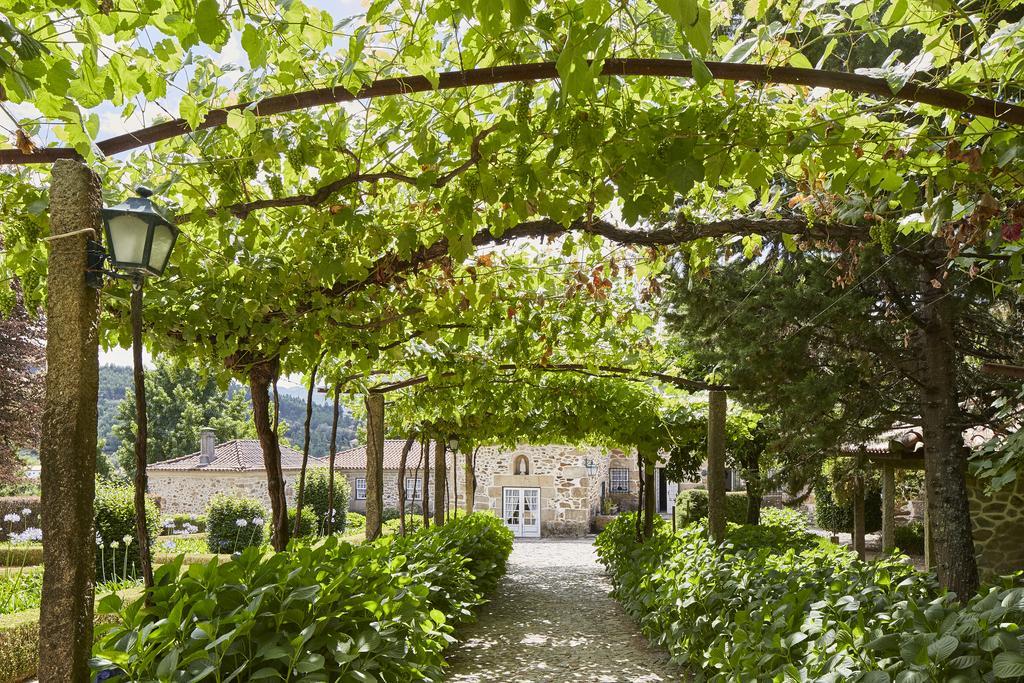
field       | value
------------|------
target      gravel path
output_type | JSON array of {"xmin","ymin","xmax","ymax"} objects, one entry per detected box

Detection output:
[{"xmin": 445, "ymin": 538, "xmax": 683, "ymax": 682}]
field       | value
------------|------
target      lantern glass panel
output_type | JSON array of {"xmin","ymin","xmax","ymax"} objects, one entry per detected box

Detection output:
[
  {"xmin": 107, "ymin": 214, "xmax": 149, "ymax": 266},
  {"xmin": 148, "ymin": 222, "xmax": 176, "ymax": 273}
]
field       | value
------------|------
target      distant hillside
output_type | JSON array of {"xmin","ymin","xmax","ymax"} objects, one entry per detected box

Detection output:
[{"xmin": 97, "ymin": 365, "xmax": 361, "ymax": 457}]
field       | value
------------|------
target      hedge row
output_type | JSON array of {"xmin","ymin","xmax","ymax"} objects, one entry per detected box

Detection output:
[
  {"xmin": 0, "ymin": 546, "xmax": 42, "ymax": 567},
  {"xmin": 674, "ymin": 488, "xmax": 749, "ymax": 526},
  {"xmin": 0, "ymin": 590, "xmax": 140, "ymax": 683},
  {"xmin": 596, "ymin": 514, "xmax": 1024, "ymax": 681},
  {"xmin": 91, "ymin": 513, "xmax": 514, "ymax": 681}
]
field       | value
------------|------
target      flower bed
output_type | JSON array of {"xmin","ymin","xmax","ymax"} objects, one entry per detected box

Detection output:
[
  {"xmin": 91, "ymin": 513, "xmax": 513, "ymax": 681},
  {"xmin": 595, "ymin": 513, "xmax": 1024, "ymax": 681}
]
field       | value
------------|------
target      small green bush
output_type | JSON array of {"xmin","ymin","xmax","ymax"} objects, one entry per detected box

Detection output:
[
  {"xmin": 94, "ymin": 483, "xmax": 160, "ymax": 582},
  {"xmin": 346, "ymin": 512, "xmax": 365, "ymax": 531},
  {"xmin": 300, "ymin": 468, "xmax": 350, "ymax": 534},
  {"xmin": 813, "ymin": 481, "xmax": 882, "ymax": 533},
  {"xmin": 759, "ymin": 506, "xmax": 808, "ymax": 534},
  {"xmin": 288, "ymin": 507, "xmax": 318, "ymax": 539},
  {"xmin": 894, "ymin": 520, "xmax": 926, "ymax": 555},
  {"xmin": 206, "ymin": 495, "xmax": 266, "ymax": 553},
  {"xmin": 675, "ymin": 489, "xmax": 748, "ymax": 526},
  {"xmin": 381, "ymin": 506, "xmax": 401, "ymax": 522}
]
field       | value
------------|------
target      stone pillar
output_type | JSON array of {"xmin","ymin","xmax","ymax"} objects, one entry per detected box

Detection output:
[
  {"xmin": 365, "ymin": 393, "xmax": 384, "ymax": 541},
  {"xmin": 881, "ymin": 464, "xmax": 896, "ymax": 554},
  {"xmin": 707, "ymin": 390, "xmax": 727, "ymax": 543},
  {"xmin": 853, "ymin": 475, "xmax": 866, "ymax": 560},
  {"xmin": 38, "ymin": 159, "xmax": 102, "ymax": 683},
  {"xmin": 433, "ymin": 439, "xmax": 446, "ymax": 526}
]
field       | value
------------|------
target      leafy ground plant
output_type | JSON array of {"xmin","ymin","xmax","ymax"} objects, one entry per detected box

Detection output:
[
  {"xmin": 91, "ymin": 513, "xmax": 512, "ymax": 681},
  {"xmin": 596, "ymin": 513, "xmax": 1024, "ymax": 681}
]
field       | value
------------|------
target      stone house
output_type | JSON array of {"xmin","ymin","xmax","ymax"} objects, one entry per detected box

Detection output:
[
  {"xmin": 149, "ymin": 428, "xmax": 309, "ymax": 515},
  {"xmin": 330, "ymin": 441, "xmax": 686, "ymax": 538}
]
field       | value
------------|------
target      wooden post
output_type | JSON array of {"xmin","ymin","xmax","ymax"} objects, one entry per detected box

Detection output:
[
  {"xmin": 422, "ymin": 435, "xmax": 431, "ymax": 528},
  {"xmin": 38, "ymin": 158, "xmax": 102, "ymax": 683},
  {"xmin": 365, "ymin": 392, "xmax": 384, "ymax": 541},
  {"xmin": 643, "ymin": 462, "xmax": 656, "ymax": 538},
  {"xmin": 433, "ymin": 439, "xmax": 446, "ymax": 526},
  {"xmin": 853, "ymin": 474, "xmax": 866, "ymax": 560},
  {"xmin": 881, "ymin": 464, "xmax": 896, "ymax": 554},
  {"xmin": 707, "ymin": 390, "xmax": 727, "ymax": 543},
  {"xmin": 465, "ymin": 449, "xmax": 476, "ymax": 515},
  {"xmin": 129, "ymin": 278, "xmax": 153, "ymax": 589}
]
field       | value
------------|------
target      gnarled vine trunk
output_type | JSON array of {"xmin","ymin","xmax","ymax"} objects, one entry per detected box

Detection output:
[
  {"xmin": 919, "ymin": 270, "xmax": 979, "ymax": 599},
  {"xmin": 249, "ymin": 357, "xmax": 289, "ymax": 552},
  {"xmin": 397, "ymin": 434, "xmax": 416, "ymax": 535}
]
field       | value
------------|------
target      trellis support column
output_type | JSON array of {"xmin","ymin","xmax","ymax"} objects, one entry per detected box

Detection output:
[
  {"xmin": 707, "ymin": 390, "xmax": 727, "ymax": 543},
  {"xmin": 433, "ymin": 439, "xmax": 446, "ymax": 526},
  {"xmin": 881, "ymin": 464, "xmax": 896, "ymax": 554},
  {"xmin": 464, "ymin": 450, "xmax": 475, "ymax": 515},
  {"xmin": 853, "ymin": 474, "xmax": 867, "ymax": 560},
  {"xmin": 38, "ymin": 158, "xmax": 102, "ymax": 683},
  {"xmin": 365, "ymin": 392, "xmax": 385, "ymax": 541}
]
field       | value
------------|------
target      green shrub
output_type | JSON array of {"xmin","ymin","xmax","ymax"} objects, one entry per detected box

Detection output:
[
  {"xmin": 288, "ymin": 506, "xmax": 318, "ymax": 539},
  {"xmin": 595, "ymin": 514, "xmax": 1024, "ymax": 681},
  {"xmin": 758, "ymin": 506, "xmax": 808, "ymax": 534},
  {"xmin": 94, "ymin": 483, "xmax": 160, "ymax": 582},
  {"xmin": 205, "ymin": 495, "xmax": 266, "ymax": 553},
  {"xmin": 381, "ymin": 506, "xmax": 401, "ymax": 522},
  {"xmin": 346, "ymin": 512, "xmax": 366, "ymax": 531},
  {"xmin": 675, "ymin": 489, "xmax": 748, "ymax": 526},
  {"xmin": 300, "ymin": 468, "xmax": 350, "ymax": 534},
  {"xmin": 91, "ymin": 513, "xmax": 513, "ymax": 681},
  {"xmin": 814, "ymin": 481, "xmax": 882, "ymax": 533},
  {"xmin": 894, "ymin": 520, "xmax": 926, "ymax": 555}
]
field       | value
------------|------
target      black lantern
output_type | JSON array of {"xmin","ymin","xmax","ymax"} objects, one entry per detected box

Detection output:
[
  {"xmin": 100, "ymin": 186, "xmax": 178, "ymax": 277},
  {"xmin": 447, "ymin": 437, "xmax": 460, "ymax": 453},
  {"xmin": 584, "ymin": 458, "xmax": 598, "ymax": 476}
]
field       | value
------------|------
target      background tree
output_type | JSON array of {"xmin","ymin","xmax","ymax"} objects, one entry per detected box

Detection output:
[
  {"xmin": 112, "ymin": 359, "xmax": 257, "ymax": 477},
  {"xmin": 0, "ymin": 277, "xmax": 44, "ymax": 485}
]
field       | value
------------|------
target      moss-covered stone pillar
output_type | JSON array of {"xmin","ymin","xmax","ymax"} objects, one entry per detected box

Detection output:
[
  {"xmin": 881, "ymin": 464, "xmax": 896, "ymax": 553},
  {"xmin": 38, "ymin": 159, "xmax": 102, "ymax": 683}
]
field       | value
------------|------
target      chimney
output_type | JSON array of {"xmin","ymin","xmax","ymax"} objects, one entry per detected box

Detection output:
[{"xmin": 199, "ymin": 427, "xmax": 216, "ymax": 466}]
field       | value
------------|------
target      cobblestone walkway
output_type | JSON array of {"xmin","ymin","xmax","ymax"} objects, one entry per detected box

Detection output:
[{"xmin": 446, "ymin": 538, "xmax": 683, "ymax": 682}]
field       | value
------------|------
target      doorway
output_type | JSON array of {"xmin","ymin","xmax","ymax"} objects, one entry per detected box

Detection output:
[
  {"xmin": 503, "ymin": 487, "xmax": 541, "ymax": 537},
  {"xmin": 657, "ymin": 469, "xmax": 668, "ymax": 514}
]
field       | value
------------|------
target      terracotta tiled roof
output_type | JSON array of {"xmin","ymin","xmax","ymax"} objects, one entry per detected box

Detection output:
[
  {"xmin": 149, "ymin": 439, "xmax": 308, "ymax": 472},
  {"xmin": 327, "ymin": 439, "xmax": 453, "ymax": 471}
]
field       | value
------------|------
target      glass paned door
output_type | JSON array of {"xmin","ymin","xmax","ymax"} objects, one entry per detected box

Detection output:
[{"xmin": 502, "ymin": 487, "xmax": 541, "ymax": 537}]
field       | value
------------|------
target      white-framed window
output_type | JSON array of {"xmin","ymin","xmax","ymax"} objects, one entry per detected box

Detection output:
[
  {"xmin": 609, "ymin": 468, "xmax": 629, "ymax": 493},
  {"xmin": 404, "ymin": 477, "xmax": 422, "ymax": 500},
  {"xmin": 354, "ymin": 478, "xmax": 367, "ymax": 500}
]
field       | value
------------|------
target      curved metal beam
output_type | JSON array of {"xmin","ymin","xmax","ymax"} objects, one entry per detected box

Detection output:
[{"xmin": 3, "ymin": 58, "xmax": 1022, "ymax": 165}]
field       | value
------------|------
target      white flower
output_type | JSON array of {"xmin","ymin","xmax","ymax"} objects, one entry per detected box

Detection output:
[
  {"xmin": 162, "ymin": 520, "xmax": 174, "ymax": 528},
  {"xmin": 95, "ymin": 532, "xmax": 103, "ymax": 545},
  {"xmin": 235, "ymin": 518, "xmax": 248, "ymax": 528},
  {"xmin": 3, "ymin": 513, "xmax": 21, "ymax": 523},
  {"xmin": 122, "ymin": 534, "xmax": 134, "ymax": 545},
  {"xmin": 20, "ymin": 527, "xmax": 42, "ymax": 542},
  {"xmin": 110, "ymin": 541, "xmax": 120, "ymax": 549},
  {"xmin": 252, "ymin": 517, "xmax": 264, "ymax": 526},
  {"xmin": 20, "ymin": 508, "xmax": 32, "ymax": 516},
  {"xmin": 161, "ymin": 541, "xmax": 175, "ymax": 551}
]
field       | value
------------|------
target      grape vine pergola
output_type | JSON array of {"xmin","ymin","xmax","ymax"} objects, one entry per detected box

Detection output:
[{"xmin": 2, "ymin": 2, "xmax": 1023, "ymax": 680}]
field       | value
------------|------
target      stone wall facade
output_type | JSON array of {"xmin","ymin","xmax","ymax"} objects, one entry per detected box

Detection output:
[
  {"xmin": 470, "ymin": 444, "xmax": 619, "ymax": 536},
  {"xmin": 969, "ymin": 476, "xmax": 1024, "ymax": 578},
  {"xmin": 340, "ymin": 468, "xmax": 459, "ymax": 514},
  {"xmin": 149, "ymin": 470, "xmax": 303, "ymax": 516}
]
